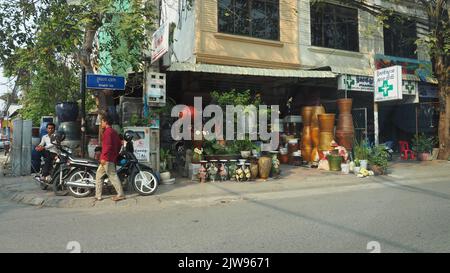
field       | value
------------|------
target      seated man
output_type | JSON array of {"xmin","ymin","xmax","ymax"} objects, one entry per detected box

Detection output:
[{"xmin": 35, "ymin": 123, "xmax": 58, "ymax": 181}]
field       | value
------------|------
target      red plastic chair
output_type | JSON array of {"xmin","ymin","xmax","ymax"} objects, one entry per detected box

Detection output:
[{"xmin": 399, "ymin": 141, "xmax": 416, "ymax": 160}]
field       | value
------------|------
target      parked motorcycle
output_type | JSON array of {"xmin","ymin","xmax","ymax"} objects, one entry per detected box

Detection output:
[
  {"xmin": 33, "ymin": 133, "xmax": 72, "ymax": 196},
  {"xmin": 381, "ymin": 141, "xmax": 394, "ymax": 161},
  {"xmin": 63, "ymin": 130, "xmax": 159, "ymax": 198}
]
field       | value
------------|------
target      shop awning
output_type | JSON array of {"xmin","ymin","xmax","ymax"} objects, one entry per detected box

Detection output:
[{"xmin": 167, "ymin": 63, "xmax": 337, "ymax": 78}]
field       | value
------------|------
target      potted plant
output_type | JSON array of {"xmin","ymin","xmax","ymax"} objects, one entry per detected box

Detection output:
[
  {"xmin": 354, "ymin": 159, "xmax": 361, "ymax": 174},
  {"xmin": 160, "ymin": 148, "xmax": 173, "ymax": 184},
  {"xmin": 235, "ymin": 139, "xmax": 254, "ymax": 159},
  {"xmin": 326, "ymin": 149, "xmax": 343, "ymax": 171},
  {"xmin": 353, "ymin": 139, "xmax": 370, "ymax": 169},
  {"xmin": 412, "ymin": 133, "xmax": 436, "ymax": 161},
  {"xmin": 368, "ymin": 145, "xmax": 389, "ymax": 175}
]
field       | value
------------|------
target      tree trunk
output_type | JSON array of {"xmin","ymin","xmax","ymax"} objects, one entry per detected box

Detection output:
[{"xmin": 435, "ymin": 54, "xmax": 450, "ymax": 160}]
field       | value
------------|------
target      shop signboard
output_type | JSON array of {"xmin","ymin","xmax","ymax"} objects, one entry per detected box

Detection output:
[
  {"xmin": 86, "ymin": 74, "xmax": 125, "ymax": 90},
  {"xmin": 338, "ymin": 75, "xmax": 373, "ymax": 92},
  {"xmin": 123, "ymin": 126, "xmax": 151, "ymax": 162},
  {"xmin": 151, "ymin": 23, "xmax": 169, "ymax": 64},
  {"xmin": 339, "ymin": 74, "xmax": 417, "ymax": 96},
  {"xmin": 374, "ymin": 66, "xmax": 403, "ymax": 102},
  {"xmin": 374, "ymin": 54, "xmax": 433, "ymax": 82}
]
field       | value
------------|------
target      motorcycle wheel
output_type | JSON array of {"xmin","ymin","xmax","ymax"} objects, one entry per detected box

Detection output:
[
  {"xmin": 131, "ymin": 169, "xmax": 158, "ymax": 196},
  {"xmin": 53, "ymin": 170, "xmax": 69, "ymax": 196},
  {"xmin": 67, "ymin": 170, "xmax": 94, "ymax": 198}
]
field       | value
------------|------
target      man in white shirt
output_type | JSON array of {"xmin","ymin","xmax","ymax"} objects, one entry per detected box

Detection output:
[{"xmin": 35, "ymin": 123, "xmax": 58, "ymax": 180}]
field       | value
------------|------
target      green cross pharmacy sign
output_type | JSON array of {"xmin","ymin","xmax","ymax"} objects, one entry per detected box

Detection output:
[{"xmin": 374, "ymin": 65, "xmax": 403, "ymax": 102}]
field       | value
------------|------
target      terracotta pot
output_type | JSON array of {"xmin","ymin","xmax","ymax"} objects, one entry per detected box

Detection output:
[
  {"xmin": 318, "ymin": 114, "xmax": 335, "ymax": 132},
  {"xmin": 301, "ymin": 106, "xmax": 313, "ymax": 126},
  {"xmin": 279, "ymin": 154, "xmax": 289, "ymax": 164},
  {"xmin": 370, "ymin": 164, "xmax": 385, "ymax": 175},
  {"xmin": 335, "ymin": 130, "xmax": 355, "ymax": 150},
  {"xmin": 250, "ymin": 162, "xmax": 259, "ymax": 179},
  {"xmin": 310, "ymin": 147, "xmax": 320, "ymax": 162},
  {"xmin": 301, "ymin": 146, "xmax": 312, "ymax": 162},
  {"xmin": 258, "ymin": 156, "xmax": 272, "ymax": 180},
  {"xmin": 337, "ymin": 98, "xmax": 353, "ymax": 114},
  {"xmin": 327, "ymin": 155, "xmax": 343, "ymax": 171},
  {"xmin": 418, "ymin": 152, "xmax": 431, "ymax": 161},
  {"xmin": 288, "ymin": 140, "xmax": 299, "ymax": 154},
  {"xmin": 310, "ymin": 106, "xmax": 325, "ymax": 128},
  {"xmin": 311, "ymin": 127, "xmax": 320, "ymax": 147},
  {"xmin": 301, "ymin": 126, "xmax": 312, "ymax": 147},
  {"xmin": 319, "ymin": 132, "xmax": 334, "ymax": 151},
  {"xmin": 337, "ymin": 114, "xmax": 354, "ymax": 131}
]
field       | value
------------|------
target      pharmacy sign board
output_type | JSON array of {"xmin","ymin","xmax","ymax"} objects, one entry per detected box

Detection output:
[{"xmin": 374, "ymin": 65, "xmax": 403, "ymax": 102}]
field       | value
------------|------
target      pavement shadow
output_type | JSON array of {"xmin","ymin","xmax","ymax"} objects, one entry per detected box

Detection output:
[{"xmin": 207, "ymin": 182, "xmax": 425, "ymax": 253}]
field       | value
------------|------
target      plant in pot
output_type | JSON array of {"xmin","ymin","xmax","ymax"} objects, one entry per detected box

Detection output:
[
  {"xmin": 235, "ymin": 138, "xmax": 254, "ymax": 159},
  {"xmin": 412, "ymin": 133, "xmax": 436, "ymax": 161},
  {"xmin": 353, "ymin": 139, "xmax": 370, "ymax": 169},
  {"xmin": 160, "ymin": 148, "xmax": 173, "ymax": 184},
  {"xmin": 326, "ymin": 149, "xmax": 343, "ymax": 171},
  {"xmin": 353, "ymin": 159, "xmax": 361, "ymax": 175},
  {"xmin": 368, "ymin": 145, "xmax": 388, "ymax": 175}
]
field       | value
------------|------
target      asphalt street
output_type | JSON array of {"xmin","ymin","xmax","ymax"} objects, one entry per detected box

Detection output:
[{"xmin": 0, "ymin": 172, "xmax": 449, "ymax": 253}]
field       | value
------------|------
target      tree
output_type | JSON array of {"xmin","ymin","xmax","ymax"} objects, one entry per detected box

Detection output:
[
  {"xmin": 0, "ymin": 0, "xmax": 158, "ymax": 126},
  {"xmin": 314, "ymin": 0, "xmax": 449, "ymax": 160}
]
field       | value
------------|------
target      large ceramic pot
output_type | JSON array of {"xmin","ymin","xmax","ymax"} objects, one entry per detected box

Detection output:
[
  {"xmin": 310, "ymin": 106, "xmax": 325, "ymax": 128},
  {"xmin": 336, "ymin": 99, "xmax": 354, "ymax": 150},
  {"xmin": 319, "ymin": 132, "xmax": 334, "ymax": 151},
  {"xmin": 327, "ymin": 155, "xmax": 343, "ymax": 171},
  {"xmin": 250, "ymin": 161, "xmax": 259, "ymax": 180},
  {"xmin": 55, "ymin": 102, "xmax": 79, "ymax": 123},
  {"xmin": 279, "ymin": 153, "xmax": 289, "ymax": 164},
  {"xmin": 58, "ymin": 121, "xmax": 81, "ymax": 140},
  {"xmin": 258, "ymin": 156, "xmax": 272, "ymax": 180},
  {"xmin": 301, "ymin": 106, "xmax": 313, "ymax": 126},
  {"xmin": 318, "ymin": 114, "xmax": 335, "ymax": 132}
]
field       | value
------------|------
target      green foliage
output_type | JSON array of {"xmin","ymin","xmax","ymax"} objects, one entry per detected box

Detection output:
[
  {"xmin": 234, "ymin": 139, "xmax": 255, "ymax": 152},
  {"xmin": 368, "ymin": 145, "xmax": 389, "ymax": 170},
  {"xmin": 353, "ymin": 139, "xmax": 370, "ymax": 160},
  {"xmin": 210, "ymin": 89, "xmax": 262, "ymax": 108},
  {"xmin": 412, "ymin": 133, "xmax": 436, "ymax": 153},
  {"xmin": 202, "ymin": 139, "xmax": 240, "ymax": 156},
  {"xmin": 160, "ymin": 147, "xmax": 172, "ymax": 172}
]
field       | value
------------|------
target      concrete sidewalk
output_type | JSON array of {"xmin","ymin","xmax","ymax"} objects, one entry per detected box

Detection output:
[{"xmin": 0, "ymin": 159, "xmax": 449, "ymax": 209}]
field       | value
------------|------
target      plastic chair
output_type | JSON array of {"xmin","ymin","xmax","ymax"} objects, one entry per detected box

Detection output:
[{"xmin": 398, "ymin": 141, "xmax": 416, "ymax": 160}]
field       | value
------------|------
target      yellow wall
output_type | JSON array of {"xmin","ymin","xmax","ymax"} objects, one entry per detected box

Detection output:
[{"xmin": 195, "ymin": 0, "xmax": 299, "ymax": 69}]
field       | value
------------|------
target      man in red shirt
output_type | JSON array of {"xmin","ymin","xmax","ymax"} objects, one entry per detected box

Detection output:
[{"xmin": 95, "ymin": 114, "xmax": 125, "ymax": 202}]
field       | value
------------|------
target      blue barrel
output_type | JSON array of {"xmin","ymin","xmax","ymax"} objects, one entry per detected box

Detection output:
[
  {"xmin": 55, "ymin": 102, "xmax": 79, "ymax": 123},
  {"xmin": 39, "ymin": 122, "xmax": 49, "ymax": 138}
]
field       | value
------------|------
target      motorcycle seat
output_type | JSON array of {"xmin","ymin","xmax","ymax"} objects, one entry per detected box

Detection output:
[{"xmin": 70, "ymin": 158, "xmax": 98, "ymax": 165}]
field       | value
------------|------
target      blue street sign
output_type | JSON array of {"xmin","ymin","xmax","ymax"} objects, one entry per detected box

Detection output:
[{"xmin": 86, "ymin": 74, "xmax": 125, "ymax": 90}]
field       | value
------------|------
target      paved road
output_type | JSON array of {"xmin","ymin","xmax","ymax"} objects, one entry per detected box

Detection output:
[{"xmin": 0, "ymin": 173, "xmax": 449, "ymax": 253}]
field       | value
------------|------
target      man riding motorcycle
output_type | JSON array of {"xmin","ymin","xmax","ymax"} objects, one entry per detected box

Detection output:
[{"xmin": 35, "ymin": 122, "xmax": 58, "ymax": 181}]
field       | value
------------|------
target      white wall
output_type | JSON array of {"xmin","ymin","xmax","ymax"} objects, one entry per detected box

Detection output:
[{"xmin": 162, "ymin": 0, "xmax": 196, "ymax": 64}]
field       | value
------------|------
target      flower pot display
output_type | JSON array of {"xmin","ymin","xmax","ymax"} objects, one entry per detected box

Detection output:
[
  {"xmin": 208, "ymin": 160, "xmax": 218, "ymax": 182},
  {"xmin": 219, "ymin": 160, "xmax": 228, "ymax": 181},
  {"xmin": 318, "ymin": 114, "xmax": 335, "ymax": 151},
  {"xmin": 341, "ymin": 163, "xmax": 350, "ymax": 174},
  {"xmin": 301, "ymin": 107, "xmax": 313, "ymax": 162},
  {"xmin": 198, "ymin": 161, "xmax": 208, "ymax": 183},
  {"xmin": 279, "ymin": 153, "xmax": 289, "ymax": 164},
  {"xmin": 360, "ymin": 159, "xmax": 368, "ymax": 169},
  {"xmin": 418, "ymin": 152, "xmax": 432, "ymax": 161},
  {"xmin": 250, "ymin": 160, "xmax": 259, "ymax": 180},
  {"xmin": 228, "ymin": 160, "xmax": 237, "ymax": 181},
  {"xmin": 258, "ymin": 156, "xmax": 272, "ymax": 180},
  {"xmin": 310, "ymin": 105, "xmax": 325, "ymax": 128},
  {"xmin": 327, "ymin": 155, "xmax": 343, "ymax": 171},
  {"xmin": 335, "ymin": 99, "xmax": 354, "ymax": 150}
]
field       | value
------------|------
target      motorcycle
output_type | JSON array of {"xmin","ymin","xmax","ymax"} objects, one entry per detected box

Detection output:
[
  {"xmin": 381, "ymin": 141, "xmax": 394, "ymax": 161},
  {"xmin": 33, "ymin": 133, "xmax": 72, "ymax": 196},
  {"xmin": 62, "ymin": 130, "xmax": 159, "ymax": 198}
]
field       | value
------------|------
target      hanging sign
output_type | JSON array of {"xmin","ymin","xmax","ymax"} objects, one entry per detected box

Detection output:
[{"xmin": 374, "ymin": 66, "xmax": 403, "ymax": 102}]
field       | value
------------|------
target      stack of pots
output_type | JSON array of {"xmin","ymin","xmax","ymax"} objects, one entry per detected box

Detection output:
[
  {"xmin": 301, "ymin": 107, "xmax": 313, "ymax": 162},
  {"xmin": 310, "ymin": 106, "xmax": 325, "ymax": 162},
  {"xmin": 318, "ymin": 114, "xmax": 336, "ymax": 151},
  {"xmin": 335, "ymin": 98, "xmax": 355, "ymax": 150}
]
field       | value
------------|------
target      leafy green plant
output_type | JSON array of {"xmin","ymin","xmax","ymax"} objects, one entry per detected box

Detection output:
[
  {"xmin": 368, "ymin": 145, "xmax": 389, "ymax": 170},
  {"xmin": 354, "ymin": 159, "xmax": 360, "ymax": 167},
  {"xmin": 353, "ymin": 139, "xmax": 370, "ymax": 160},
  {"xmin": 411, "ymin": 133, "xmax": 436, "ymax": 153},
  {"xmin": 160, "ymin": 148, "xmax": 172, "ymax": 172}
]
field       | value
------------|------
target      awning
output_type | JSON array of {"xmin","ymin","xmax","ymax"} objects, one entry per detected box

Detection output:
[{"xmin": 167, "ymin": 63, "xmax": 337, "ymax": 78}]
